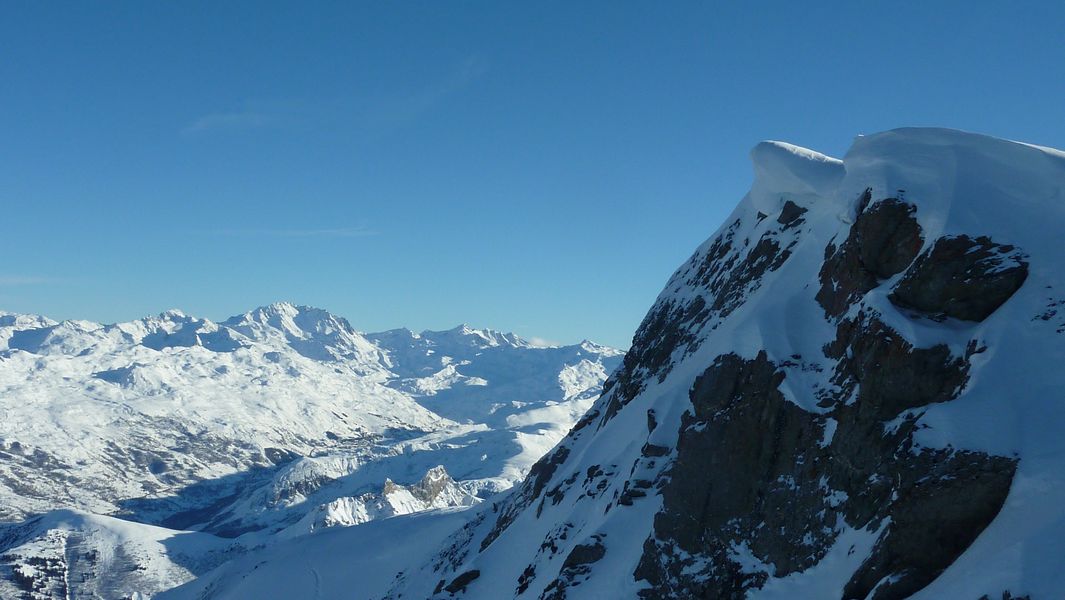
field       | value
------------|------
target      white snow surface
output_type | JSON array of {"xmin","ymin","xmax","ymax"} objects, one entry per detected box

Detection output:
[
  {"xmin": 0, "ymin": 509, "xmax": 233, "ymax": 600},
  {"xmin": 177, "ymin": 128, "xmax": 1065, "ymax": 600},
  {"xmin": 0, "ymin": 303, "xmax": 621, "ymax": 597},
  {"xmin": 159, "ymin": 508, "xmax": 477, "ymax": 600}
]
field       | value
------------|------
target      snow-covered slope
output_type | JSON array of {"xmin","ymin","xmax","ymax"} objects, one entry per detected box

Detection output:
[
  {"xmin": 182, "ymin": 128, "xmax": 1065, "ymax": 600},
  {"xmin": 159, "ymin": 508, "xmax": 477, "ymax": 600},
  {"xmin": 0, "ymin": 303, "xmax": 621, "ymax": 597},
  {"xmin": 0, "ymin": 509, "xmax": 233, "ymax": 600}
]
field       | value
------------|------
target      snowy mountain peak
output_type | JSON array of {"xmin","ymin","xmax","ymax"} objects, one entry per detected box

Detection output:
[
  {"xmin": 227, "ymin": 302, "xmax": 354, "ymax": 335},
  {"xmin": 577, "ymin": 339, "xmax": 624, "ymax": 356},
  {"xmin": 158, "ymin": 308, "xmax": 190, "ymax": 320},
  {"xmin": 220, "ymin": 302, "xmax": 382, "ymax": 364},
  {"xmin": 368, "ymin": 128, "xmax": 1065, "ymax": 600},
  {"xmin": 0, "ymin": 311, "xmax": 57, "ymax": 329},
  {"xmin": 431, "ymin": 324, "xmax": 530, "ymax": 349}
]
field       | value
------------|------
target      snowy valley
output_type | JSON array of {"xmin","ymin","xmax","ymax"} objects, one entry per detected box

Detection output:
[{"xmin": 0, "ymin": 304, "xmax": 621, "ymax": 598}]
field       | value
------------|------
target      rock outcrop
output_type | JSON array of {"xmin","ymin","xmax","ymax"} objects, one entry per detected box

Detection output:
[
  {"xmin": 816, "ymin": 193, "xmax": 924, "ymax": 318},
  {"xmin": 381, "ymin": 129, "xmax": 1064, "ymax": 600},
  {"xmin": 890, "ymin": 235, "xmax": 1029, "ymax": 322}
]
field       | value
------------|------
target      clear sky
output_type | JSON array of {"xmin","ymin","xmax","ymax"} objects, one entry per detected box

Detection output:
[{"xmin": 2, "ymin": 2, "xmax": 1064, "ymax": 349}]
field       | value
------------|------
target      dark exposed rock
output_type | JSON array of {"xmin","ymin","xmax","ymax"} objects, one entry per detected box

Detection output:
[
  {"xmin": 640, "ymin": 443, "xmax": 670, "ymax": 457},
  {"xmin": 634, "ymin": 352, "xmax": 830, "ymax": 597},
  {"xmin": 635, "ymin": 313, "xmax": 1016, "ymax": 599},
  {"xmin": 823, "ymin": 313, "xmax": 974, "ymax": 419},
  {"xmin": 817, "ymin": 193, "xmax": 924, "ymax": 317},
  {"xmin": 617, "ymin": 485, "xmax": 647, "ymax": 506},
  {"xmin": 539, "ymin": 536, "xmax": 606, "ymax": 600},
  {"xmin": 598, "ymin": 293, "xmax": 711, "ymax": 425},
  {"xmin": 1033, "ymin": 297, "xmax": 1065, "ymax": 333},
  {"xmin": 601, "ymin": 212, "xmax": 800, "ymax": 426},
  {"xmin": 516, "ymin": 564, "xmax": 536, "ymax": 595},
  {"xmin": 776, "ymin": 200, "xmax": 807, "ymax": 228},
  {"xmin": 843, "ymin": 449, "xmax": 1017, "ymax": 599},
  {"xmin": 443, "ymin": 183, "xmax": 1025, "ymax": 600},
  {"xmin": 561, "ymin": 539, "xmax": 606, "ymax": 570},
  {"xmin": 697, "ymin": 235, "xmax": 796, "ymax": 317},
  {"xmin": 542, "ymin": 471, "xmax": 578, "ymax": 512},
  {"xmin": 443, "ymin": 569, "xmax": 480, "ymax": 594},
  {"xmin": 890, "ymin": 235, "xmax": 1029, "ymax": 322},
  {"xmin": 409, "ymin": 466, "xmax": 460, "ymax": 504},
  {"xmin": 570, "ymin": 409, "xmax": 599, "ymax": 433}
]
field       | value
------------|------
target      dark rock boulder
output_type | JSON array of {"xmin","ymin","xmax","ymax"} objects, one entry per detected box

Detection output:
[
  {"xmin": 540, "ymin": 536, "xmax": 606, "ymax": 600},
  {"xmin": 777, "ymin": 199, "xmax": 808, "ymax": 228},
  {"xmin": 442, "ymin": 569, "xmax": 480, "ymax": 595},
  {"xmin": 823, "ymin": 313, "xmax": 974, "ymax": 419},
  {"xmin": 890, "ymin": 235, "xmax": 1029, "ymax": 322},
  {"xmin": 817, "ymin": 192, "xmax": 924, "ymax": 317},
  {"xmin": 561, "ymin": 538, "xmax": 606, "ymax": 571}
]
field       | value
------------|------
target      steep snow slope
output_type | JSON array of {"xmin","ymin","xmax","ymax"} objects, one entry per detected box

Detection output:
[
  {"xmin": 14, "ymin": 127, "xmax": 1064, "ymax": 600},
  {"xmin": 330, "ymin": 128, "xmax": 1061, "ymax": 599},
  {"xmin": 159, "ymin": 508, "xmax": 477, "ymax": 600}
]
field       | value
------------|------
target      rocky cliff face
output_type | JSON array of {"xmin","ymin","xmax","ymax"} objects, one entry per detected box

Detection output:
[
  {"xmin": 383, "ymin": 129, "xmax": 1065, "ymax": 599},
  {"xmin": 298, "ymin": 465, "xmax": 479, "ymax": 532}
]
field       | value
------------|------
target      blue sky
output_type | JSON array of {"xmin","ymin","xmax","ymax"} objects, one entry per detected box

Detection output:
[{"xmin": 2, "ymin": 2, "xmax": 1064, "ymax": 349}]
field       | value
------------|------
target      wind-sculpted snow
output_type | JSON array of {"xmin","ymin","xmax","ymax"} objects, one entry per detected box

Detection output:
[
  {"xmin": 0, "ymin": 303, "xmax": 621, "ymax": 597},
  {"xmin": 355, "ymin": 128, "xmax": 1065, "ymax": 600}
]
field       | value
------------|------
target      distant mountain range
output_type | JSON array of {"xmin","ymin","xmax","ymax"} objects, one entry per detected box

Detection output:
[{"xmin": 0, "ymin": 303, "xmax": 622, "ymax": 598}]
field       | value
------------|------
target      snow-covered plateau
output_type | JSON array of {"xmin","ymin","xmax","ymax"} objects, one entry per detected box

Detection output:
[
  {"xmin": 0, "ymin": 303, "xmax": 622, "ymax": 598},
  {"xmin": 155, "ymin": 128, "xmax": 1065, "ymax": 600}
]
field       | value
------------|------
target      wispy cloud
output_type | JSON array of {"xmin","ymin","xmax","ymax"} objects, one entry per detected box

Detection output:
[
  {"xmin": 200, "ymin": 226, "xmax": 378, "ymax": 239},
  {"xmin": 181, "ymin": 111, "xmax": 280, "ymax": 137},
  {"xmin": 356, "ymin": 55, "xmax": 488, "ymax": 128},
  {"xmin": 181, "ymin": 55, "xmax": 488, "ymax": 137},
  {"xmin": 0, "ymin": 276, "xmax": 63, "ymax": 286}
]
